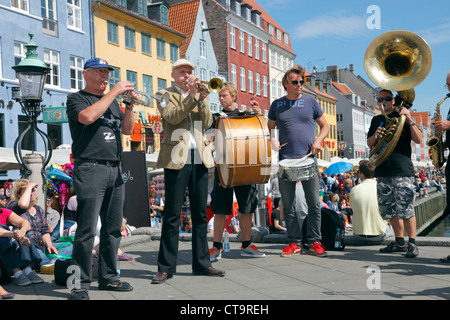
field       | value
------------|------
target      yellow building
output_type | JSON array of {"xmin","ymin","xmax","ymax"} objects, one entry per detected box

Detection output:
[
  {"xmin": 92, "ymin": 1, "xmax": 186, "ymax": 153},
  {"xmin": 303, "ymin": 73, "xmax": 338, "ymax": 160}
]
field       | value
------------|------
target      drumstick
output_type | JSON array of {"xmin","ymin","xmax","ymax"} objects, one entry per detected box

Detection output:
[
  {"xmin": 280, "ymin": 142, "xmax": 288, "ymax": 148},
  {"xmin": 297, "ymin": 152, "xmax": 312, "ymax": 162}
]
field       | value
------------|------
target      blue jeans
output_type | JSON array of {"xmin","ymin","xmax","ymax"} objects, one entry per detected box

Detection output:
[
  {"xmin": 0, "ymin": 237, "xmax": 42, "ymax": 273},
  {"xmin": 51, "ymin": 220, "xmax": 76, "ymax": 242},
  {"xmin": 38, "ymin": 242, "xmax": 73, "ymax": 266},
  {"xmin": 278, "ymin": 162, "xmax": 321, "ymax": 245}
]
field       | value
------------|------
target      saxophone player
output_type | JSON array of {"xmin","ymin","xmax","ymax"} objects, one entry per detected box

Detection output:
[
  {"xmin": 367, "ymin": 89, "xmax": 422, "ymax": 258},
  {"xmin": 434, "ymin": 70, "xmax": 450, "ymax": 263}
]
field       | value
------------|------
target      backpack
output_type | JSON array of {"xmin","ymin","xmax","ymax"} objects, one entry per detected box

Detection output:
[
  {"xmin": 302, "ymin": 207, "xmax": 346, "ymax": 251},
  {"xmin": 54, "ymin": 254, "xmax": 98, "ymax": 286}
]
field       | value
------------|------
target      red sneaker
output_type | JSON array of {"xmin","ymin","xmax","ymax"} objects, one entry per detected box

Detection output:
[
  {"xmin": 309, "ymin": 242, "xmax": 328, "ymax": 257},
  {"xmin": 281, "ymin": 243, "xmax": 302, "ymax": 257}
]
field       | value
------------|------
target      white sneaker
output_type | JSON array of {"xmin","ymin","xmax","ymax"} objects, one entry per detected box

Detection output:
[{"xmin": 241, "ymin": 244, "xmax": 265, "ymax": 258}]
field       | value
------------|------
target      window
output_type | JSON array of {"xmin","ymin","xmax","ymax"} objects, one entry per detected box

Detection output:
[
  {"xmin": 284, "ymin": 33, "xmax": 289, "ymax": 45},
  {"xmin": 70, "ymin": 55, "xmax": 83, "ymax": 90},
  {"xmin": 67, "ymin": 0, "xmax": 82, "ymax": 30},
  {"xmin": 276, "ymin": 29, "xmax": 281, "ymax": 41},
  {"xmin": 240, "ymin": 67, "xmax": 246, "ymax": 91},
  {"xmin": 231, "ymin": 63, "xmax": 237, "ymax": 85},
  {"xmin": 14, "ymin": 42, "xmax": 26, "ymax": 71},
  {"xmin": 248, "ymin": 70, "xmax": 253, "ymax": 93},
  {"xmin": 107, "ymin": 21, "xmax": 119, "ymax": 45},
  {"xmin": 230, "ymin": 26, "xmax": 236, "ymax": 49},
  {"xmin": 200, "ymin": 69, "xmax": 207, "ymax": 81},
  {"xmin": 263, "ymin": 75, "xmax": 268, "ymax": 97},
  {"xmin": 262, "ymin": 43, "xmax": 267, "ymax": 63},
  {"xmin": 254, "ymin": 39, "xmax": 259, "ymax": 60},
  {"xmin": 41, "ymin": 0, "xmax": 58, "ymax": 36},
  {"xmin": 199, "ymin": 40, "xmax": 206, "ymax": 58},
  {"xmin": 126, "ymin": 70, "xmax": 137, "ymax": 87},
  {"xmin": 156, "ymin": 39, "xmax": 165, "ymax": 59},
  {"xmin": 160, "ymin": 5, "xmax": 169, "ymax": 26},
  {"xmin": 125, "ymin": 27, "xmax": 136, "ymax": 50},
  {"xmin": 137, "ymin": 0, "xmax": 147, "ymax": 16},
  {"xmin": 141, "ymin": 33, "xmax": 151, "ymax": 55},
  {"xmin": 170, "ymin": 44, "xmax": 178, "ymax": 62},
  {"xmin": 143, "ymin": 74, "xmax": 153, "ymax": 106},
  {"xmin": 255, "ymin": 73, "xmax": 260, "ymax": 96},
  {"xmin": 271, "ymin": 79, "xmax": 276, "ymax": 99},
  {"xmin": 268, "ymin": 24, "xmax": 273, "ymax": 36},
  {"xmin": 109, "ymin": 67, "xmax": 120, "ymax": 89},
  {"xmin": 44, "ymin": 49, "xmax": 60, "ymax": 87},
  {"xmin": 157, "ymin": 78, "xmax": 166, "ymax": 91},
  {"xmin": 239, "ymin": 31, "xmax": 245, "ymax": 53},
  {"xmin": 247, "ymin": 35, "xmax": 252, "ymax": 57},
  {"xmin": 11, "ymin": 0, "xmax": 28, "ymax": 12}
]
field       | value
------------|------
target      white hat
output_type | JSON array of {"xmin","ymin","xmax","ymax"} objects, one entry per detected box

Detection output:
[{"xmin": 172, "ymin": 59, "xmax": 195, "ymax": 71}]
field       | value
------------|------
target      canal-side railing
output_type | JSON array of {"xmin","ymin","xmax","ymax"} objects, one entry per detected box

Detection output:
[{"xmin": 415, "ymin": 191, "xmax": 446, "ymax": 235}]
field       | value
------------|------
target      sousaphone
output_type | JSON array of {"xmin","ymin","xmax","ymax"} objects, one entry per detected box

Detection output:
[{"xmin": 364, "ymin": 30, "xmax": 432, "ymax": 166}]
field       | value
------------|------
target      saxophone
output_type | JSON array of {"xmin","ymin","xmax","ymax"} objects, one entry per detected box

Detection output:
[{"xmin": 427, "ymin": 93, "xmax": 450, "ymax": 169}]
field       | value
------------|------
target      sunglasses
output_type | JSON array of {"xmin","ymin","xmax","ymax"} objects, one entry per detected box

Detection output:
[
  {"xmin": 377, "ymin": 96, "xmax": 393, "ymax": 102},
  {"xmin": 291, "ymin": 80, "xmax": 305, "ymax": 86}
]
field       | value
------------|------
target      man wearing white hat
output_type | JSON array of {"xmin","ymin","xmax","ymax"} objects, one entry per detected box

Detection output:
[{"xmin": 152, "ymin": 59, "xmax": 224, "ymax": 284}]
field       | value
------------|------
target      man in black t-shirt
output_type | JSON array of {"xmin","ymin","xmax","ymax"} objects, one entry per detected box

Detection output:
[
  {"xmin": 367, "ymin": 89, "xmax": 423, "ymax": 258},
  {"xmin": 66, "ymin": 58, "xmax": 136, "ymax": 300}
]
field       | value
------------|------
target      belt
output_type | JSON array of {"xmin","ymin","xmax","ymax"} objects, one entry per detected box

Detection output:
[{"xmin": 75, "ymin": 159, "xmax": 120, "ymax": 167}]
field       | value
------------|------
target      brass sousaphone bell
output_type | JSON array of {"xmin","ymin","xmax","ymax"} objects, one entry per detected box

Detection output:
[{"xmin": 364, "ymin": 30, "xmax": 432, "ymax": 166}]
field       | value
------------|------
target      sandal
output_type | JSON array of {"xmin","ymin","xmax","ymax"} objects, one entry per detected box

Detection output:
[{"xmin": 439, "ymin": 255, "xmax": 450, "ymax": 263}]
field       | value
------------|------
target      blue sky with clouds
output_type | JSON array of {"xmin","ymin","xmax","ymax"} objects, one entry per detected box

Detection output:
[{"xmin": 257, "ymin": 0, "xmax": 450, "ymax": 115}]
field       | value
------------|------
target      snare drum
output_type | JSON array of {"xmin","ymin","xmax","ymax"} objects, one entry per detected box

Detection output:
[{"xmin": 278, "ymin": 157, "xmax": 318, "ymax": 181}]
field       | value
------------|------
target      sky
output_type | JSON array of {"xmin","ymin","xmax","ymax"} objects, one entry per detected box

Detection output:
[{"xmin": 257, "ymin": 0, "xmax": 450, "ymax": 115}]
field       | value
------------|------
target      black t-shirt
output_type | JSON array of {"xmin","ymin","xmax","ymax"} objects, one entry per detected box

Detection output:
[
  {"xmin": 210, "ymin": 108, "xmax": 242, "ymax": 129},
  {"xmin": 66, "ymin": 90, "xmax": 124, "ymax": 161},
  {"xmin": 367, "ymin": 112, "xmax": 414, "ymax": 177}
]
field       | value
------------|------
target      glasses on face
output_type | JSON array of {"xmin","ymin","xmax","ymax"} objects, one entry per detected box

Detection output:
[
  {"xmin": 88, "ymin": 69, "xmax": 111, "ymax": 77},
  {"xmin": 377, "ymin": 96, "xmax": 393, "ymax": 103},
  {"xmin": 291, "ymin": 80, "xmax": 305, "ymax": 86}
]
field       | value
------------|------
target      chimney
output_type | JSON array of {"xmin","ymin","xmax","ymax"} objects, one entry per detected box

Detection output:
[
  {"xmin": 318, "ymin": 79, "xmax": 323, "ymax": 92},
  {"xmin": 349, "ymin": 64, "xmax": 354, "ymax": 73},
  {"xmin": 327, "ymin": 65, "xmax": 339, "ymax": 83}
]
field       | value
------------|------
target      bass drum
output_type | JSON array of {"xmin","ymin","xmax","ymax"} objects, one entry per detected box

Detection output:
[{"xmin": 215, "ymin": 113, "xmax": 271, "ymax": 188}]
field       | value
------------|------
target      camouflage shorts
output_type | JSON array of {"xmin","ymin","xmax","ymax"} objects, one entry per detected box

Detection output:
[{"xmin": 377, "ymin": 176, "xmax": 415, "ymax": 220}]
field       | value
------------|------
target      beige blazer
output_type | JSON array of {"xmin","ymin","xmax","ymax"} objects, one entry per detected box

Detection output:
[{"xmin": 156, "ymin": 86, "xmax": 214, "ymax": 170}]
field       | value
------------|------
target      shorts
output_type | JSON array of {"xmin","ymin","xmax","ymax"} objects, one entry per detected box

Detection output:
[
  {"xmin": 377, "ymin": 176, "xmax": 415, "ymax": 220},
  {"xmin": 210, "ymin": 170, "xmax": 258, "ymax": 215}
]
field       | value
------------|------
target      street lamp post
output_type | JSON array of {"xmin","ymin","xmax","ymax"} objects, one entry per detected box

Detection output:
[{"xmin": 12, "ymin": 32, "xmax": 52, "ymax": 208}]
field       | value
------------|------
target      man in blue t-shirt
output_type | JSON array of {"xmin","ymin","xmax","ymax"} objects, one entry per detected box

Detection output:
[{"xmin": 268, "ymin": 67, "xmax": 329, "ymax": 257}]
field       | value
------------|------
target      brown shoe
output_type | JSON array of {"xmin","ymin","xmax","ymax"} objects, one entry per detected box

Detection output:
[
  {"xmin": 151, "ymin": 271, "xmax": 173, "ymax": 284},
  {"xmin": 192, "ymin": 266, "xmax": 225, "ymax": 277}
]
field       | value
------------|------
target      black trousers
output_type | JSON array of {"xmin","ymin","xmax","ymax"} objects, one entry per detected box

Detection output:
[
  {"xmin": 157, "ymin": 161, "xmax": 211, "ymax": 274},
  {"xmin": 446, "ymin": 165, "xmax": 450, "ymax": 213}
]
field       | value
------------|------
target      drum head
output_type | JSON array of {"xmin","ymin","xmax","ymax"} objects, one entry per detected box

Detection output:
[{"xmin": 279, "ymin": 157, "xmax": 314, "ymax": 168}]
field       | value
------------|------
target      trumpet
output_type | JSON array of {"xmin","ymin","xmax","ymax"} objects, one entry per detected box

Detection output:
[
  {"xmin": 120, "ymin": 90, "xmax": 164, "ymax": 106},
  {"xmin": 186, "ymin": 77, "xmax": 223, "ymax": 94}
]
